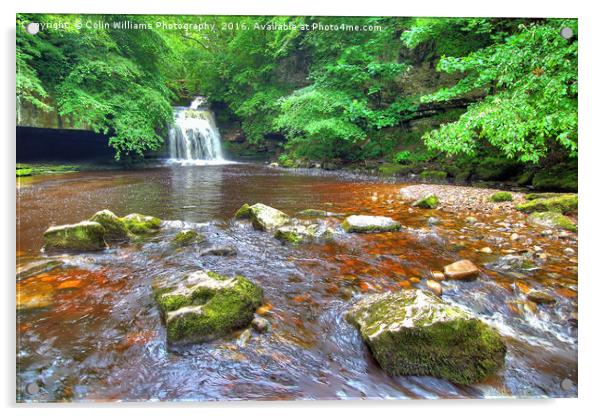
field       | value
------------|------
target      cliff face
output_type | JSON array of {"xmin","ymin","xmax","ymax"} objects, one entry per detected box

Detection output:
[{"xmin": 17, "ymin": 96, "xmax": 90, "ymax": 130}]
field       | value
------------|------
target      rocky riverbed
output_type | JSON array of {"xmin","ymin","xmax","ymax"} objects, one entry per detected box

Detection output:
[{"xmin": 16, "ymin": 164, "xmax": 578, "ymax": 401}]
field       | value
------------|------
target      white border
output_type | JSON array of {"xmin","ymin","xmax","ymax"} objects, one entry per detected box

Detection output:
[{"xmin": 3, "ymin": 1, "xmax": 600, "ymax": 415}]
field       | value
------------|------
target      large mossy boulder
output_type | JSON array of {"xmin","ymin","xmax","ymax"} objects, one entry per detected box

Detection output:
[
  {"xmin": 43, "ymin": 221, "xmax": 107, "ymax": 252},
  {"xmin": 274, "ymin": 223, "xmax": 334, "ymax": 244},
  {"xmin": 122, "ymin": 213, "xmax": 162, "ymax": 235},
  {"xmin": 346, "ymin": 290, "xmax": 506, "ymax": 384},
  {"xmin": 419, "ymin": 170, "xmax": 447, "ymax": 182},
  {"xmin": 516, "ymin": 194, "xmax": 577, "ymax": 214},
  {"xmin": 528, "ymin": 212, "xmax": 577, "ymax": 232},
  {"xmin": 531, "ymin": 163, "xmax": 578, "ymax": 192},
  {"xmin": 234, "ymin": 203, "xmax": 290, "ymax": 231},
  {"xmin": 342, "ymin": 215, "xmax": 401, "ymax": 233},
  {"xmin": 412, "ymin": 194, "xmax": 439, "ymax": 209},
  {"xmin": 154, "ymin": 271, "xmax": 263, "ymax": 344},
  {"xmin": 90, "ymin": 210, "xmax": 129, "ymax": 241}
]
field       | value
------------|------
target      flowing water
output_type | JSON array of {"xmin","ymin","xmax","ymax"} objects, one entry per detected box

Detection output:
[
  {"xmin": 167, "ymin": 97, "xmax": 226, "ymax": 165},
  {"xmin": 16, "ymin": 164, "xmax": 578, "ymax": 402}
]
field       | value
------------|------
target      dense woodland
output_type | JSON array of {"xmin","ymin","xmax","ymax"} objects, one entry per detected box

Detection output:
[{"xmin": 17, "ymin": 15, "xmax": 578, "ymax": 190}]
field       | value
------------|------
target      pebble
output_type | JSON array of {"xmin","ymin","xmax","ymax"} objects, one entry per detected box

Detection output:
[
  {"xmin": 564, "ymin": 247, "xmax": 575, "ymax": 255},
  {"xmin": 426, "ymin": 279, "xmax": 442, "ymax": 296},
  {"xmin": 431, "ymin": 271, "xmax": 445, "ymax": 281},
  {"xmin": 510, "ymin": 233, "xmax": 520, "ymax": 241},
  {"xmin": 480, "ymin": 247, "xmax": 493, "ymax": 254},
  {"xmin": 533, "ymin": 246, "xmax": 543, "ymax": 252},
  {"xmin": 251, "ymin": 316, "xmax": 270, "ymax": 333}
]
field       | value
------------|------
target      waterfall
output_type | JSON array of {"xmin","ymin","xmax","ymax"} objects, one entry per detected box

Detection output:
[{"xmin": 167, "ymin": 97, "xmax": 226, "ymax": 165}]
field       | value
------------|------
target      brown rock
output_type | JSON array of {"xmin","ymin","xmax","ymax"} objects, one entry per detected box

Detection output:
[
  {"xmin": 431, "ymin": 271, "xmax": 445, "ymax": 281},
  {"xmin": 426, "ymin": 280, "xmax": 442, "ymax": 296},
  {"xmin": 527, "ymin": 290, "xmax": 557, "ymax": 305},
  {"xmin": 443, "ymin": 260, "xmax": 480, "ymax": 280}
]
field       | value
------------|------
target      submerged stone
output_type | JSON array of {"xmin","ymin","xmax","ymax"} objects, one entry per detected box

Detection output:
[
  {"xmin": 443, "ymin": 259, "xmax": 480, "ymax": 280},
  {"xmin": 528, "ymin": 212, "xmax": 577, "ymax": 232},
  {"xmin": 297, "ymin": 209, "xmax": 343, "ymax": 218},
  {"xmin": 274, "ymin": 223, "xmax": 334, "ymax": 244},
  {"xmin": 172, "ymin": 229, "xmax": 204, "ymax": 247},
  {"xmin": 154, "ymin": 270, "xmax": 263, "ymax": 344},
  {"xmin": 199, "ymin": 245, "xmax": 237, "ymax": 256},
  {"xmin": 345, "ymin": 290, "xmax": 506, "ymax": 385},
  {"xmin": 43, "ymin": 221, "xmax": 107, "ymax": 252},
  {"xmin": 234, "ymin": 203, "xmax": 290, "ymax": 231},
  {"xmin": 122, "ymin": 213, "xmax": 162, "ymax": 235},
  {"xmin": 412, "ymin": 194, "xmax": 439, "ymax": 209},
  {"xmin": 342, "ymin": 215, "xmax": 401, "ymax": 233},
  {"xmin": 90, "ymin": 210, "xmax": 129, "ymax": 242}
]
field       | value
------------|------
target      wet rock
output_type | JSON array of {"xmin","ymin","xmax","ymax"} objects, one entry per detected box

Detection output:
[
  {"xmin": 341, "ymin": 215, "xmax": 401, "ymax": 233},
  {"xmin": 237, "ymin": 328, "xmax": 252, "ymax": 347},
  {"xmin": 274, "ymin": 223, "xmax": 334, "ymax": 244},
  {"xmin": 199, "ymin": 245, "xmax": 237, "ymax": 256},
  {"xmin": 443, "ymin": 260, "xmax": 480, "ymax": 280},
  {"xmin": 153, "ymin": 270, "xmax": 263, "ymax": 344},
  {"xmin": 171, "ymin": 229, "xmax": 204, "ymax": 247},
  {"xmin": 251, "ymin": 316, "xmax": 270, "ymax": 333},
  {"xmin": 490, "ymin": 192, "xmax": 513, "ymax": 202},
  {"xmin": 43, "ymin": 221, "xmax": 107, "ymax": 252},
  {"xmin": 412, "ymin": 194, "xmax": 439, "ymax": 209},
  {"xmin": 527, "ymin": 290, "xmax": 557, "ymax": 305},
  {"xmin": 122, "ymin": 213, "xmax": 162, "ymax": 235},
  {"xmin": 426, "ymin": 279, "xmax": 442, "ymax": 296},
  {"xmin": 345, "ymin": 290, "xmax": 506, "ymax": 384},
  {"xmin": 17, "ymin": 282, "xmax": 54, "ymax": 310},
  {"xmin": 528, "ymin": 212, "xmax": 576, "ymax": 232},
  {"xmin": 431, "ymin": 271, "xmax": 445, "ymax": 281},
  {"xmin": 89, "ymin": 210, "xmax": 129, "ymax": 242},
  {"xmin": 297, "ymin": 209, "xmax": 343, "ymax": 218},
  {"xmin": 516, "ymin": 194, "xmax": 577, "ymax": 214},
  {"xmin": 428, "ymin": 217, "xmax": 441, "ymax": 226},
  {"xmin": 488, "ymin": 254, "xmax": 535, "ymax": 272},
  {"xmin": 234, "ymin": 203, "xmax": 290, "ymax": 231}
]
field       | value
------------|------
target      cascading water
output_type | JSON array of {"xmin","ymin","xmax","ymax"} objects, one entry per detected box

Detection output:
[{"xmin": 167, "ymin": 97, "xmax": 227, "ymax": 165}]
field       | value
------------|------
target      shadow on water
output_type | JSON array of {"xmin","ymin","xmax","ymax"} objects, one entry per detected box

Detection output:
[{"xmin": 16, "ymin": 164, "xmax": 577, "ymax": 402}]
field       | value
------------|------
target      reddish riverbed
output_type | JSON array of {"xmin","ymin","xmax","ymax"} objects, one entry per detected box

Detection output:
[{"xmin": 16, "ymin": 164, "xmax": 578, "ymax": 401}]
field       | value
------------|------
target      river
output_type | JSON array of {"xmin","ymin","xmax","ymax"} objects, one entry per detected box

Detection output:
[{"xmin": 16, "ymin": 163, "xmax": 578, "ymax": 401}]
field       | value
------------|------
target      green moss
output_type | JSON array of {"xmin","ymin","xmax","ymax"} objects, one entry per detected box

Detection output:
[
  {"xmin": 490, "ymin": 192, "xmax": 513, "ymax": 202},
  {"xmin": 171, "ymin": 230, "xmax": 203, "ymax": 247},
  {"xmin": 234, "ymin": 203, "xmax": 252, "ymax": 219},
  {"xmin": 419, "ymin": 170, "xmax": 447, "ymax": 181},
  {"xmin": 16, "ymin": 168, "xmax": 32, "ymax": 177},
  {"xmin": 43, "ymin": 221, "xmax": 107, "ymax": 252},
  {"xmin": 516, "ymin": 194, "xmax": 577, "ymax": 214},
  {"xmin": 89, "ymin": 210, "xmax": 129, "ymax": 241},
  {"xmin": 524, "ymin": 192, "xmax": 564, "ymax": 201},
  {"xmin": 121, "ymin": 213, "xmax": 162, "ymax": 235},
  {"xmin": 156, "ymin": 271, "xmax": 264, "ymax": 344},
  {"xmin": 412, "ymin": 194, "xmax": 439, "ymax": 209},
  {"xmin": 378, "ymin": 163, "xmax": 413, "ymax": 177},
  {"xmin": 528, "ymin": 212, "xmax": 577, "ymax": 232}
]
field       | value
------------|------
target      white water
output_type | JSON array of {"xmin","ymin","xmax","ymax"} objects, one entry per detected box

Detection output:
[{"xmin": 167, "ymin": 97, "xmax": 230, "ymax": 165}]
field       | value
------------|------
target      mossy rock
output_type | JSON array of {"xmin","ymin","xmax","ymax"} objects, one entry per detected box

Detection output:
[
  {"xmin": 89, "ymin": 210, "xmax": 129, "ymax": 242},
  {"xmin": 515, "ymin": 170, "xmax": 534, "ymax": 186},
  {"xmin": 490, "ymin": 192, "xmax": 513, "ymax": 202},
  {"xmin": 419, "ymin": 170, "xmax": 447, "ymax": 181},
  {"xmin": 473, "ymin": 157, "xmax": 522, "ymax": 181},
  {"xmin": 378, "ymin": 163, "xmax": 414, "ymax": 177},
  {"xmin": 154, "ymin": 271, "xmax": 263, "ymax": 344},
  {"xmin": 412, "ymin": 194, "xmax": 439, "ymax": 209},
  {"xmin": 516, "ymin": 194, "xmax": 577, "ymax": 214},
  {"xmin": 234, "ymin": 203, "xmax": 290, "ymax": 231},
  {"xmin": 528, "ymin": 212, "xmax": 577, "ymax": 232},
  {"xmin": 532, "ymin": 163, "xmax": 577, "ymax": 192},
  {"xmin": 121, "ymin": 213, "xmax": 162, "ymax": 235},
  {"xmin": 43, "ymin": 221, "xmax": 107, "ymax": 252},
  {"xmin": 524, "ymin": 192, "xmax": 564, "ymax": 201},
  {"xmin": 342, "ymin": 215, "xmax": 401, "ymax": 233},
  {"xmin": 274, "ymin": 223, "xmax": 334, "ymax": 244},
  {"xmin": 171, "ymin": 229, "xmax": 204, "ymax": 247},
  {"xmin": 16, "ymin": 168, "xmax": 32, "ymax": 177},
  {"xmin": 345, "ymin": 290, "xmax": 506, "ymax": 385}
]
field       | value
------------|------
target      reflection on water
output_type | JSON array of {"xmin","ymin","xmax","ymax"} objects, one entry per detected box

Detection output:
[{"xmin": 16, "ymin": 164, "xmax": 577, "ymax": 401}]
